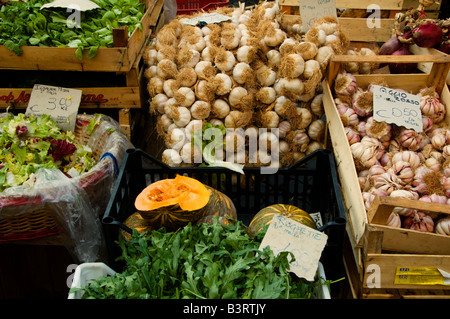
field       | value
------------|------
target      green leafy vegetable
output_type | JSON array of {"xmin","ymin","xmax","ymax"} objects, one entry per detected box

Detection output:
[
  {"xmin": 0, "ymin": 0, "xmax": 145, "ymax": 59},
  {"xmin": 75, "ymin": 219, "xmax": 336, "ymax": 299},
  {"xmin": 0, "ymin": 113, "xmax": 96, "ymax": 192}
]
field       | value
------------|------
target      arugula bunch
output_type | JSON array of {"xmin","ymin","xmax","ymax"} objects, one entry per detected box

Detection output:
[
  {"xmin": 0, "ymin": 113, "xmax": 96, "ymax": 191},
  {"xmin": 0, "ymin": 0, "xmax": 145, "ymax": 59},
  {"xmin": 78, "ymin": 219, "xmax": 331, "ymax": 299}
]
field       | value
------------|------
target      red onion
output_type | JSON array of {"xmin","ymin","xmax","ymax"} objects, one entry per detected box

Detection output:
[
  {"xmin": 437, "ymin": 42, "xmax": 450, "ymax": 54},
  {"xmin": 388, "ymin": 45, "xmax": 417, "ymax": 74},
  {"xmin": 379, "ymin": 36, "xmax": 402, "ymax": 55},
  {"xmin": 412, "ymin": 21, "xmax": 443, "ymax": 48}
]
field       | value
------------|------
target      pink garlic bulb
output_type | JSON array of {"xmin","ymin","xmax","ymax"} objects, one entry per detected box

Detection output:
[
  {"xmin": 420, "ymin": 95, "xmax": 446, "ymax": 123},
  {"xmin": 398, "ymin": 128, "xmax": 423, "ymax": 151},
  {"xmin": 386, "ymin": 212, "xmax": 402, "ymax": 228},
  {"xmin": 389, "ymin": 160, "xmax": 414, "ymax": 185},
  {"xmin": 352, "ymin": 88, "xmax": 373, "ymax": 117},
  {"xmin": 336, "ymin": 103, "xmax": 359, "ymax": 127},
  {"xmin": 334, "ymin": 73, "xmax": 357, "ymax": 95},
  {"xmin": 419, "ymin": 193, "xmax": 448, "ymax": 205},
  {"xmin": 345, "ymin": 127, "xmax": 360, "ymax": 145}
]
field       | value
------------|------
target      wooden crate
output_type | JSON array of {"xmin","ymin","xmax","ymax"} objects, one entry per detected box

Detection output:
[
  {"xmin": 0, "ymin": 0, "xmax": 159, "ymax": 72},
  {"xmin": 0, "ymin": 0, "xmax": 165, "ymax": 138},
  {"xmin": 278, "ymin": 0, "xmax": 441, "ymax": 44},
  {"xmin": 410, "ymin": 44, "xmax": 450, "ymax": 85},
  {"xmin": 322, "ymin": 54, "xmax": 450, "ymax": 298}
]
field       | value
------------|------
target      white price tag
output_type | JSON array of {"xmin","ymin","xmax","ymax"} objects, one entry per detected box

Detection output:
[
  {"xmin": 259, "ymin": 214, "xmax": 328, "ymax": 281},
  {"xmin": 372, "ymin": 85, "xmax": 423, "ymax": 132},
  {"xmin": 297, "ymin": 0, "xmax": 337, "ymax": 32},
  {"xmin": 25, "ymin": 84, "xmax": 82, "ymax": 132}
]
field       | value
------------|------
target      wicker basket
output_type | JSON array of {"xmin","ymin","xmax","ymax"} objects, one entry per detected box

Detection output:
[{"xmin": 0, "ymin": 113, "xmax": 130, "ymax": 242}]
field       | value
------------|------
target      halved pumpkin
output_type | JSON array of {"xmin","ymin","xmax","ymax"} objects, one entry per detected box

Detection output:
[
  {"xmin": 196, "ymin": 186, "xmax": 238, "ymax": 226},
  {"xmin": 248, "ymin": 204, "xmax": 317, "ymax": 237},
  {"xmin": 121, "ymin": 212, "xmax": 153, "ymax": 241},
  {"xmin": 135, "ymin": 175, "xmax": 211, "ymax": 231}
]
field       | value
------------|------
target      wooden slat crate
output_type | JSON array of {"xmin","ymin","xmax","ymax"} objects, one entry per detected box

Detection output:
[
  {"xmin": 0, "ymin": 0, "xmax": 165, "ymax": 138},
  {"xmin": 278, "ymin": 0, "xmax": 441, "ymax": 44},
  {"xmin": 409, "ymin": 44, "xmax": 450, "ymax": 86},
  {"xmin": 0, "ymin": 0, "xmax": 158, "ymax": 72},
  {"xmin": 323, "ymin": 54, "xmax": 450, "ymax": 298}
]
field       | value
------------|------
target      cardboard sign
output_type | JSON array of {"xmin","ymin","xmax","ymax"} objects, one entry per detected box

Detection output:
[
  {"xmin": 297, "ymin": 0, "xmax": 337, "ymax": 32},
  {"xmin": 181, "ymin": 13, "xmax": 231, "ymax": 26},
  {"xmin": 25, "ymin": 84, "xmax": 82, "ymax": 132},
  {"xmin": 40, "ymin": 0, "xmax": 100, "ymax": 11},
  {"xmin": 372, "ymin": 85, "xmax": 423, "ymax": 132},
  {"xmin": 259, "ymin": 214, "xmax": 328, "ymax": 281}
]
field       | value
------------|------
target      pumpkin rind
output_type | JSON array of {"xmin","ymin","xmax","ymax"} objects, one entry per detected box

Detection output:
[
  {"xmin": 196, "ymin": 186, "xmax": 238, "ymax": 226},
  {"xmin": 248, "ymin": 204, "xmax": 317, "ymax": 236},
  {"xmin": 121, "ymin": 212, "xmax": 153, "ymax": 241},
  {"xmin": 136, "ymin": 176, "xmax": 236, "ymax": 231}
]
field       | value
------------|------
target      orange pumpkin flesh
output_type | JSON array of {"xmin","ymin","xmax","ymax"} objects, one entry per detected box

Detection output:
[
  {"xmin": 135, "ymin": 175, "xmax": 210, "ymax": 212},
  {"xmin": 134, "ymin": 175, "xmax": 211, "ymax": 230}
]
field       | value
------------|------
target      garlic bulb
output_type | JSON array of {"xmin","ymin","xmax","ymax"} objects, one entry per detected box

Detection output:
[
  {"xmin": 386, "ymin": 212, "xmax": 401, "ymax": 228},
  {"xmin": 233, "ymin": 62, "xmax": 252, "ymax": 84},
  {"xmin": 256, "ymin": 87, "xmax": 277, "ymax": 104},
  {"xmin": 229, "ymin": 87, "xmax": 248, "ymax": 107},
  {"xmin": 190, "ymin": 100, "xmax": 211, "ymax": 120},
  {"xmin": 303, "ymin": 59, "xmax": 321, "ymax": 79},
  {"xmin": 162, "ymin": 149, "xmax": 182, "ymax": 166},
  {"xmin": 279, "ymin": 53, "xmax": 304, "ymax": 78},
  {"xmin": 310, "ymin": 94, "xmax": 324, "ymax": 116},
  {"xmin": 184, "ymin": 119, "xmax": 203, "ymax": 142},
  {"xmin": 157, "ymin": 59, "xmax": 178, "ymax": 79},
  {"xmin": 166, "ymin": 127, "xmax": 186, "ymax": 150},
  {"xmin": 279, "ymin": 78, "xmax": 304, "ymax": 95},
  {"xmin": 214, "ymin": 49, "xmax": 236, "ymax": 72},
  {"xmin": 150, "ymin": 93, "xmax": 168, "ymax": 114},
  {"xmin": 435, "ymin": 217, "xmax": 450, "ymax": 235},
  {"xmin": 236, "ymin": 45, "xmax": 257, "ymax": 64},
  {"xmin": 194, "ymin": 60, "xmax": 216, "ymax": 79},
  {"xmin": 225, "ymin": 130, "xmax": 246, "ymax": 153},
  {"xmin": 277, "ymin": 120, "xmax": 291, "ymax": 138},
  {"xmin": 256, "ymin": 64, "xmax": 277, "ymax": 86},
  {"xmin": 266, "ymin": 49, "xmax": 282, "ymax": 67},
  {"xmin": 175, "ymin": 67, "xmax": 197, "ymax": 87},
  {"xmin": 173, "ymin": 106, "xmax": 191, "ymax": 127},
  {"xmin": 258, "ymin": 131, "xmax": 279, "ymax": 151},
  {"xmin": 211, "ymin": 99, "xmax": 230, "ymax": 119},
  {"xmin": 260, "ymin": 110, "xmax": 280, "ymax": 129},
  {"xmin": 180, "ymin": 142, "xmax": 202, "ymax": 164},
  {"xmin": 173, "ymin": 87, "xmax": 195, "ymax": 108},
  {"xmin": 334, "ymin": 73, "xmax": 357, "ymax": 96},
  {"xmin": 213, "ymin": 73, "xmax": 232, "ymax": 96},
  {"xmin": 308, "ymin": 119, "xmax": 325, "ymax": 141}
]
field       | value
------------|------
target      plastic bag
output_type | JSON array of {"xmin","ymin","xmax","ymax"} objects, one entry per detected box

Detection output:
[{"xmin": 0, "ymin": 114, "xmax": 133, "ymax": 263}]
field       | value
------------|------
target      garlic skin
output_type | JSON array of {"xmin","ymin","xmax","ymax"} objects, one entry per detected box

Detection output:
[
  {"xmin": 256, "ymin": 87, "xmax": 277, "ymax": 104},
  {"xmin": 162, "ymin": 149, "xmax": 182, "ymax": 166},
  {"xmin": 386, "ymin": 212, "xmax": 401, "ymax": 228},
  {"xmin": 173, "ymin": 87, "xmax": 195, "ymax": 108},
  {"xmin": 229, "ymin": 87, "xmax": 248, "ymax": 108},
  {"xmin": 308, "ymin": 119, "xmax": 325, "ymax": 141},
  {"xmin": 334, "ymin": 73, "xmax": 357, "ymax": 96},
  {"xmin": 211, "ymin": 99, "xmax": 230, "ymax": 119},
  {"xmin": 190, "ymin": 100, "xmax": 211, "ymax": 120},
  {"xmin": 166, "ymin": 127, "xmax": 186, "ymax": 150},
  {"xmin": 435, "ymin": 217, "xmax": 450, "ymax": 236},
  {"xmin": 403, "ymin": 211, "xmax": 434, "ymax": 233}
]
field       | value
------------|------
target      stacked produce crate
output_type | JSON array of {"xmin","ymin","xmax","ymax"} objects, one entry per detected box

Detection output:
[
  {"xmin": 323, "ymin": 53, "xmax": 450, "ymax": 298},
  {"xmin": 0, "ymin": 0, "xmax": 165, "ymax": 139}
]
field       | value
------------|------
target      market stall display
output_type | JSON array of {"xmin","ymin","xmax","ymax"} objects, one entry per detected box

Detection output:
[{"xmin": 323, "ymin": 54, "xmax": 450, "ymax": 298}]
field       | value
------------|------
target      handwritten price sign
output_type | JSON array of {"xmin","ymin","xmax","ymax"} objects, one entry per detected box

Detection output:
[
  {"xmin": 25, "ymin": 84, "xmax": 82, "ymax": 132},
  {"xmin": 372, "ymin": 85, "xmax": 423, "ymax": 132},
  {"xmin": 297, "ymin": 0, "xmax": 337, "ymax": 32},
  {"xmin": 259, "ymin": 214, "xmax": 327, "ymax": 281}
]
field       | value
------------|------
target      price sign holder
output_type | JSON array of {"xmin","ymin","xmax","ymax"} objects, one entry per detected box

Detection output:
[
  {"xmin": 259, "ymin": 214, "xmax": 328, "ymax": 281},
  {"xmin": 297, "ymin": 0, "xmax": 337, "ymax": 32},
  {"xmin": 25, "ymin": 84, "xmax": 82, "ymax": 132},
  {"xmin": 372, "ymin": 85, "xmax": 423, "ymax": 132}
]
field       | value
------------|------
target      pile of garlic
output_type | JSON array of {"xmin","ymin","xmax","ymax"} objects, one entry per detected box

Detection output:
[{"xmin": 143, "ymin": 1, "xmax": 349, "ymax": 168}]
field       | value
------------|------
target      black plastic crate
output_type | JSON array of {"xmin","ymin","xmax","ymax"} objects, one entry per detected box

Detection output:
[{"xmin": 102, "ymin": 148, "xmax": 346, "ymax": 286}]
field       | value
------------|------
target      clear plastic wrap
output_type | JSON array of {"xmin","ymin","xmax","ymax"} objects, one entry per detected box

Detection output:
[{"xmin": 0, "ymin": 113, "xmax": 133, "ymax": 263}]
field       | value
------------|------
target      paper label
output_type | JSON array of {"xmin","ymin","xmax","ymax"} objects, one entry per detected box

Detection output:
[
  {"xmin": 297, "ymin": 0, "xmax": 337, "ymax": 32},
  {"xmin": 259, "ymin": 214, "xmax": 328, "ymax": 281},
  {"xmin": 40, "ymin": 0, "xmax": 100, "ymax": 11},
  {"xmin": 372, "ymin": 85, "xmax": 423, "ymax": 132},
  {"xmin": 25, "ymin": 84, "xmax": 82, "ymax": 132},
  {"xmin": 181, "ymin": 13, "xmax": 231, "ymax": 26},
  {"xmin": 394, "ymin": 267, "xmax": 450, "ymax": 285}
]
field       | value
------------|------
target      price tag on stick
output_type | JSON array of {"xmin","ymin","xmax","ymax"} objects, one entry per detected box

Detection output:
[
  {"xmin": 259, "ymin": 214, "xmax": 328, "ymax": 281},
  {"xmin": 25, "ymin": 84, "xmax": 82, "ymax": 132},
  {"xmin": 372, "ymin": 85, "xmax": 423, "ymax": 132}
]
